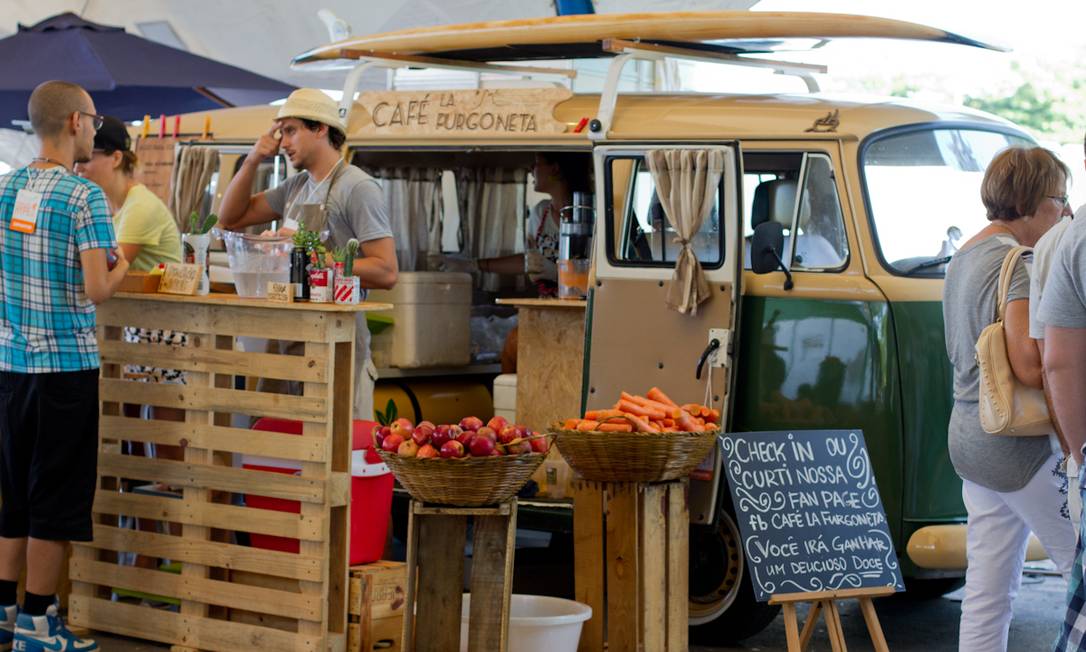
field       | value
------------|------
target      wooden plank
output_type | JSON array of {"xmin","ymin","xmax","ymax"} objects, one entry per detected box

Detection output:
[
  {"xmin": 85, "ymin": 524, "xmax": 323, "ymax": 582},
  {"xmin": 605, "ymin": 484, "xmax": 639, "ymax": 652},
  {"xmin": 68, "ymin": 595, "xmax": 318, "ymax": 652},
  {"xmin": 666, "ymin": 481, "xmax": 689, "ymax": 652},
  {"xmin": 640, "ymin": 484, "xmax": 667, "ymax": 652},
  {"xmin": 100, "ymin": 378, "xmax": 328, "ymax": 421},
  {"xmin": 573, "ymin": 482, "xmax": 605, "ymax": 652},
  {"xmin": 769, "ymin": 586, "xmax": 897, "ymax": 604},
  {"xmin": 108, "ymin": 291, "xmax": 389, "ymax": 314},
  {"xmin": 799, "ymin": 600, "xmax": 822, "ymax": 651},
  {"xmin": 468, "ymin": 505, "xmax": 516, "ymax": 652},
  {"xmin": 100, "ymin": 415, "xmax": 328, "ymax": 462},
  {"xmin": 413, "ymin": 504, "xmax": 511, "ymax": 517},
  {"xmin": 70, "ymin": 558, "xmax": 322, "ymax": 621},
  {"xmin": 94, "ymin": 491, "xmax": 324, "ymax": 541},
  {"xmin": 97, "ymin": 452, "xmax": 326, "ymax": 503},
  {"xmin": 782, "ymin": 602, "xmax": 801, "ymax": 652},
  {"xmin": 415, "ymin": 515, "xmax": 467, "ymax": 652},
  {"xmin": 859, "ymin": 597, "xmax": 890, "ymax": 652},
  {"xmin": 99, "ymin": 339, "xmax": 328, "ymax": 383},
  {"xmin": 97, "ymin": 300, "xmax": 336, "ymax": 342},
  {"xmin": 402, "ymin": 506, "xmax": 421, "ymax": 652},
  {"xmin": 825, "ymin": 600, "xmax": 846, "ymax": 652}
]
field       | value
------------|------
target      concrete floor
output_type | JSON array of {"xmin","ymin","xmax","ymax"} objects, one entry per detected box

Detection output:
[{"xmin": 86, "ymin": 571, "xmax": 1067, "ymax": 651}]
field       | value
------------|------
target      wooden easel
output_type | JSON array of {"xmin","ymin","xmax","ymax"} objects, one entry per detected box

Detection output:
[
  {"xmin": 402, "ymin": 499, "xmax": 517, "ymax": 652},
  {"xmin": 769, "ymin": 586, "xmax": 893, "ymax": 652}
]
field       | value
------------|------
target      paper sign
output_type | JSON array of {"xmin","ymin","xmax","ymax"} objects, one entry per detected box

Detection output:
[
  {"xmin": 10, "ymin": 189, "xmax": 41, "ymax": 233},
  {"xmin": 266, "ymin": 281, "xmax": 294, "ymax": 304},
  {"xmin": 157, "ymin": 263, "xmax": 202, "ymax": 295},
  {"xmin": 134, "ymin": 137, "xmax": 177, "ymax": 204},
  {"xmin": 720, "ymin": 430, "xmax": 904, "ymax": 601}
]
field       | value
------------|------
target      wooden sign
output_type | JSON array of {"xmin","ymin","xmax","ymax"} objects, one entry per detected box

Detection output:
[
  {"xmin": 720, "ymin": 430, "xmax": 904, "ymax": 601},
  {"xmin": 266, "ymin": 281, "xmax": 294, "ymax": 304},
  {"xmin": 157, "ymin": 263, "xmax": 202, "ymax": 295},
  {"xmin": 134, "ymin": 137, "xmax": 177, "ymax": 204},
  {"xmin": 357, "ymin": 88, "xmax": 571, "ymax": 137}
]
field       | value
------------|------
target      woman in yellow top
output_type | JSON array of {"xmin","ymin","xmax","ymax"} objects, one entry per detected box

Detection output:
[{"xmin": 76, "ymin": 116, "xmax": 181, "ymax": 270}]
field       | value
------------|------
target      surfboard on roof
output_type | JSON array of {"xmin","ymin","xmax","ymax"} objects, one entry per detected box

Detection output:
[{"xmin": 292, "ymin": 11, "xmax": 1006, "ymax": 67}]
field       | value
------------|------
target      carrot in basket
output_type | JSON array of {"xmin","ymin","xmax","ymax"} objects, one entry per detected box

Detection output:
[
  {"xmin": 622, "ymin": 413, "xmax": 656, "ymax": 433},
  {"xmin": 647, "ymin": 387, "xmax": 679, "ymax": 407},
  {"xmin": 623, "ymin": 392, "xmax": 683, "ymax": 418},
  {"xmin": 576, "ymin": 420, "xmax": 600, "ymax": 431},
  {"xmin": 676, "ymin": 411, "xmax": 700, "ymax": 432},
  {"xmin": 563, "ymin": 418, "xmax": 581, "ymax": 430},
  {"xmin": 585, "ymin": 408, "xmax": 627, "ymax": 421},
  {"xmin": 617, "ymin": 399, "xmax": 666, "ymax": 420},
  {"xmin": 706, "ymin": 408, "xmax": 721, "ymax": 424},
  {"xmin": 598, "ymin": 422, "xmax": 634, "ymax": 432},
  {"xmin": 661, "ymin": 418, "xmax": 676, "ymax": 428}
]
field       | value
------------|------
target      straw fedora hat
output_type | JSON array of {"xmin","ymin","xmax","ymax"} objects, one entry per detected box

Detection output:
[{"xmin": 276, "ymin": 88, "xmax": 346, "ymax": 132}]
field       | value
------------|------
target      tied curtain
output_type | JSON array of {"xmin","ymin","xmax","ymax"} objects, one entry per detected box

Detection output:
[
  {"xmin": 646, "ymin": 148, "xmax": 725, "ymax": 315},
  {"xmin": 168, "ymin": 146, "xmax": 219, "ymax": 232},
  {"xmin": 374, "ymin": 167, "xmax": 443, "ymax": 271}
]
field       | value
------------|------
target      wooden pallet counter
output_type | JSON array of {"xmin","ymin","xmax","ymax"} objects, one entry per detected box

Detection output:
[{"xmin": 70, "ymin": 292, "xmax": 391, "ymax": 652}]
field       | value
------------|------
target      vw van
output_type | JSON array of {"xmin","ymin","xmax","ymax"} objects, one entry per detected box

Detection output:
[{"xmin": 166, "ymin": 12, "xmax": 1039, "ymax": 642}]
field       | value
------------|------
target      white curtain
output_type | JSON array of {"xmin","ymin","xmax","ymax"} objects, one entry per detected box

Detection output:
[
  {"xmin": 458, "ymin": 168, "xmax": 525, "ymax": 291},
  {"xmin": 376, "ymin": 167, "xmax": 442, "ymax": 271},
  {"xmin": 646, "ymin": 148, "xmax": 726, "ymax": 315},
  {"xmin": 168, "ymin": 146, "xmax": 219, "ymax": 232}
]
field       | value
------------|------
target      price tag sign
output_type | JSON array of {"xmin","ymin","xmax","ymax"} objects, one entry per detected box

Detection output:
[
  {"xmin": 157, "ymin": 263, "xmax": 202, "ymax": 295},
  {"xmin": 10, "ymin": 189, "xmax": 41, "ymax": 234},
  {"xmin": 266, "ymin": 281, "xmax": 294, "ymax": 304}
]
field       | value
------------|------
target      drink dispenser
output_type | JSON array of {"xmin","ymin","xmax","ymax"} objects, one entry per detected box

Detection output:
[{"xmin": 558, "ymin": 191, "xmax": 594, "ymax": 299}]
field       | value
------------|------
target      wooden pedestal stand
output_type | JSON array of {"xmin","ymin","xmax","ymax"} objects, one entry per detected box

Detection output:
[
  {"xmin": 402, "ymin": 500, "xmax": 517, "ymax": 652},
  {"xmin": 572, "ymin": 479, "xmax": 688, "ymax": 652},
  {"xmin": 770, "ymin": 586, "xmax": 893, "ymax": 652}
]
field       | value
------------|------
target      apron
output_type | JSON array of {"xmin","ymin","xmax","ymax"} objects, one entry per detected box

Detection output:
[{"xmin": 257, "ymin": 161, "xmax": 379, "ymax": 420}]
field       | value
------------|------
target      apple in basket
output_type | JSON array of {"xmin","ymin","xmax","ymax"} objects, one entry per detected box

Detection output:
[
  {"xmin": 431, "ymin": 425, "xmax": 453, "ymax": 448},
  {"xmin": 373, "ymin": 425, "xmax": 390, "ymax": 448},
  {"xmin": 459, "ymin": 416, "xmax": 484, "ymax": 432},
  {"xmin": 412, "ymin": 423, "xmax": 434, "ymax": 447},
  {"xmin": 475, "ymin": 426, "xmax": 497, "ymax": 443},
  {"xmin": 397, "ymin": 439, "xmax": 419, "ymax": 458},
  {"xmin": 497, "ymin": 426, "xmax": 518, "ymax": 445},
  {"xmin": 456, "ymin": 429, "xmax": 475, "ymax": 447},
  {"xmin": 487, "ymin": 416, "xmax": 508, "ymax": 432},
  {"xmin": 469, "ymin": 436, "xmax": 496, "ymax": 457},
  {"xmin": 506, "ymin": 439, "xmax": 532, "ymax": 456},
  {"xmin": 440, "ymin": 440, "xmax": 466, "ymax": 459},
  {"xmin": 390, "ymin": 418, "xmax": 414, "ymax": 439},
  {"xmin": 530, "ymin": 434, "xmax": 549, "ymax": 454},
  {"xmin": 381, "ymin": 433, "xmax": 404, "ymax": 453},
  {"xmin": 416, "ymin": 443, "xmax": 438, "ymax": 459}
]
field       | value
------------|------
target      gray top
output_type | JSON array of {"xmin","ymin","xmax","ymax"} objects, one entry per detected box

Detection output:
[
  {"xmin": 943, "ymin": 235, "xmax": 1051, "ymax": 492},
  {"xmin": 1028, "ymin": 217, "xmax": 1071, "ymax": 339},
  {"xmin": 1038, "ymin": 208, "xmax": 1086, "ymax": 331}
]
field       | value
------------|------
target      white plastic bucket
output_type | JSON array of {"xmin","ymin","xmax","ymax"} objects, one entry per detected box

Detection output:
[{"xmin": 459, "ymin": 594, "xmax": 592, "ymax": 652}]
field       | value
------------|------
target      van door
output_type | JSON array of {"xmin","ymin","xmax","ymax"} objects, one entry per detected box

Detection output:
[{"xmin": 586, "ymin": 144, "xmax": 742, "ymax": 522}]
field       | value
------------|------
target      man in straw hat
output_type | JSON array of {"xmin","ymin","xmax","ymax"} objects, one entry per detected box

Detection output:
[{"xmin": 219, "ymin": 88, "xmax": 397, "ymax": 419}]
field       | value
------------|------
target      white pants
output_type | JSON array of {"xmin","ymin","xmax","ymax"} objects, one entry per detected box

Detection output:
[{"xmin": 959, "ymin": 453, "xmax": 1076, "ymax": 652}]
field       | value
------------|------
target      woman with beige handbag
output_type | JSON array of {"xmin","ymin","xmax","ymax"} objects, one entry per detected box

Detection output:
[{"xmin": 943, "ymin": 146, "xmax": 1075, "ymax": 652}]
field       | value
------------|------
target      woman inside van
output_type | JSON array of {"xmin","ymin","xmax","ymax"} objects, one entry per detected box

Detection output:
[{"xmin": 942, "ymin": 146, "xmax": 1075, "ymax": 651}]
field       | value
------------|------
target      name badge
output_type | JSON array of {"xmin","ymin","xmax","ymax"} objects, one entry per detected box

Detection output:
[{"xmin": 10, "ymin": 189, "xmax": 41, "ymax": 234}]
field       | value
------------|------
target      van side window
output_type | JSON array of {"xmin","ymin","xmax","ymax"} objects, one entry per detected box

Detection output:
[
  {"xmin": 607, "ymin": 156, "xmax": 725, "ymax": 268},
  {"xmin": 742, "ymin": 152, "xmax": 848, "ymax": 271}
]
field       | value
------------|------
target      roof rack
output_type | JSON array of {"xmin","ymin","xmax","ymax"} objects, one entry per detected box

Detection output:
[{"xmin": 588, "ymin": 38, "xmax": 827, "ymax": 142}]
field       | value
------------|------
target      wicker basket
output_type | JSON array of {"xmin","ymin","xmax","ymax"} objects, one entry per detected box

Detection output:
[
  {"xmin": 552, "ymin": 428, "xmax": 719, "ymax": 482},
  {"xmin": 376, "ymin": 450, "xmax": 546, "ymax": 506}
]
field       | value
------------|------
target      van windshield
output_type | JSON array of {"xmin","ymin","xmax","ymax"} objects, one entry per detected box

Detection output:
[{"xmin": 862, "ymin": 128, "xmax": 1031, "ymax": 275}]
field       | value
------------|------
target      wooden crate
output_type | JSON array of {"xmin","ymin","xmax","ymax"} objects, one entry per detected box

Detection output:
[
  {"xmin": 347, "ymin": 561, "xmax": 406, "ymax": 652},
  {"xmin": 69, "ymin": 293, "xmax": 388, "ymax": 652},
  {"xmin": 403, "ymin": 501, "xmax": 517, "ymax": 652},
  {"xmin": 573, "ymin": 479, "xmax": 689, "ymax": 652}
]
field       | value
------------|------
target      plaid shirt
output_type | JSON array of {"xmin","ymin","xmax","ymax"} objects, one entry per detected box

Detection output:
[
  {"xmin": 1056, "ymin": 467, "xmax": 1086, "ymax": 651},
  {"xmin": 0, "ymin": 166, "xmax": 115, "ymax": 372}
]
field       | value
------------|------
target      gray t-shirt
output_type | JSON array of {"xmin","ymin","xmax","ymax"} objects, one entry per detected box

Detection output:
[
  {"xmin": 943, "ymin": 235, "xmax": 1051, "ymax": 492},
  {"xmin": 1038, "ymin": 208, "xmax": 1086, "ymax": 331}
]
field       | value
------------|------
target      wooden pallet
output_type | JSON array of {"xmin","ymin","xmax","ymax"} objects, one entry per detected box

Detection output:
[
  {"xmin": 572, "ymin": 479, "xmax": 689, "ymax": 652},
  {"xmin": 402, "ymin": 501, "xmax": 517, "ymax": 652},
  {"xmin": 348, "ymin": 561, "xmax": 406, "ymax": 652},
  {"xmin": 69, "ymin": 294, "xmax": 378, "ymax": 652}
]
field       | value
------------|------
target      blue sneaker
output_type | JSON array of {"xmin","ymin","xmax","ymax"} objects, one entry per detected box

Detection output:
[
  {"xmin": 12, "ymin": 609, "xmax": 97, "ymax": 652},
  {"xmin": 0, "ymin": 604, "xmax": 16, "ymax": 651}
]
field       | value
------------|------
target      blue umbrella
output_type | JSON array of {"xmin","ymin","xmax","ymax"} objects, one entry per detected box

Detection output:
[{"xmin": 0, "ymin": 12, "xmax": 294, "ymax": 128}]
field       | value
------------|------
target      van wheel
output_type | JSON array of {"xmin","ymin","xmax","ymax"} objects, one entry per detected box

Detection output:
[
  {"xmin": 902, "ymin": 576, "xmax": 965, "ymax": 600},
  {"xmin": 689, "ymin": 509, "xmax": 780, "ymax": 643}
]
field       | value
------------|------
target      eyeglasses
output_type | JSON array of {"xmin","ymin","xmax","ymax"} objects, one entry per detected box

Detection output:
[
  {"xmin": 1048, "ymin": 194, "xmax": 1070, "ymax": 206},
  {"xmin": 78, "ymin": 111, "xmax": 104, "ymax": 131}
]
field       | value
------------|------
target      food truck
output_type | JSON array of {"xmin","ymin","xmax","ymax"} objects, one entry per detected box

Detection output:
[{"xmin": 158, "ymin": 11, "xmax": 1039, "ymax": 642}]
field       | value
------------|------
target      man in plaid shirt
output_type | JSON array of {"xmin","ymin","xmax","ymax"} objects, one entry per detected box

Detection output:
[{"xmin": 0, "ymin": 81, "xmax": 128, "ymax": 652}]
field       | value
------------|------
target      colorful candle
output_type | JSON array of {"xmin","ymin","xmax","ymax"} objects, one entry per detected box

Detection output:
[
  {"xmin": 173, "ymin": 115, "xmax": 180, "ymax": 138},
  {"xmin": 158, "ymin": 114, "xmax": 166, "ymax": 138},
  {"xmin": 141, "ymin": 115, "xmax": 150, "ymax": 138}
]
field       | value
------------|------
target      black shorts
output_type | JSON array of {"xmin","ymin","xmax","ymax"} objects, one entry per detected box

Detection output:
[{"xmin": 0, "ymin": 369, "xmax": 99, "ymax": 541}]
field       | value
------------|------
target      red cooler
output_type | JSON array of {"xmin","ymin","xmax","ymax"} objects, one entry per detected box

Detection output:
[{"xmin": 243, "ymin": 418, "xmax": 393, "ymax": 564}]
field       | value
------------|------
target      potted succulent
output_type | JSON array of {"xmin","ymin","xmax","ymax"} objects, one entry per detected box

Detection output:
[
  {"xmin": 183, "ymin": 211, "xmax": 217, "ymax": 295},
  {"xmin": 308, "ymin": 242, "xmax": 333, "ymax": 303},
  {"xmin": 333, "ymin": 238, "xmax": 360, "ymax": 305}
]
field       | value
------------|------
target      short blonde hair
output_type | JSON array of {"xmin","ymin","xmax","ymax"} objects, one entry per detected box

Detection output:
[{"xmin": 981, "ymin": 146, "xmax": 1070, "ymax": 221}]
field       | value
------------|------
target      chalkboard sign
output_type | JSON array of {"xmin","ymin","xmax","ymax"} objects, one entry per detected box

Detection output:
[{"xmin": 720, "ymin": 430, "xmax": 904, "ymax": 601}]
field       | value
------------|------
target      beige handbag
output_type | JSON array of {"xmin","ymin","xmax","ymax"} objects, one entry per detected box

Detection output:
[{"xmin": 976, "ymin": 245, "xmax": 1052, "ymax": 437}]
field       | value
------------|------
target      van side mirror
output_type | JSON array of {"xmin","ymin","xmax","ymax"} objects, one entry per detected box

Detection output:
[{"xmin": 751, "ymin": 222, "xmax": 794, "ymax": 290}]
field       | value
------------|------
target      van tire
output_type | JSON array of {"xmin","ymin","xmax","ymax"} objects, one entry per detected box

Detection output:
[{"xmin": 688, "ymin": 509, "xmax": 780, "ymax": 643}]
